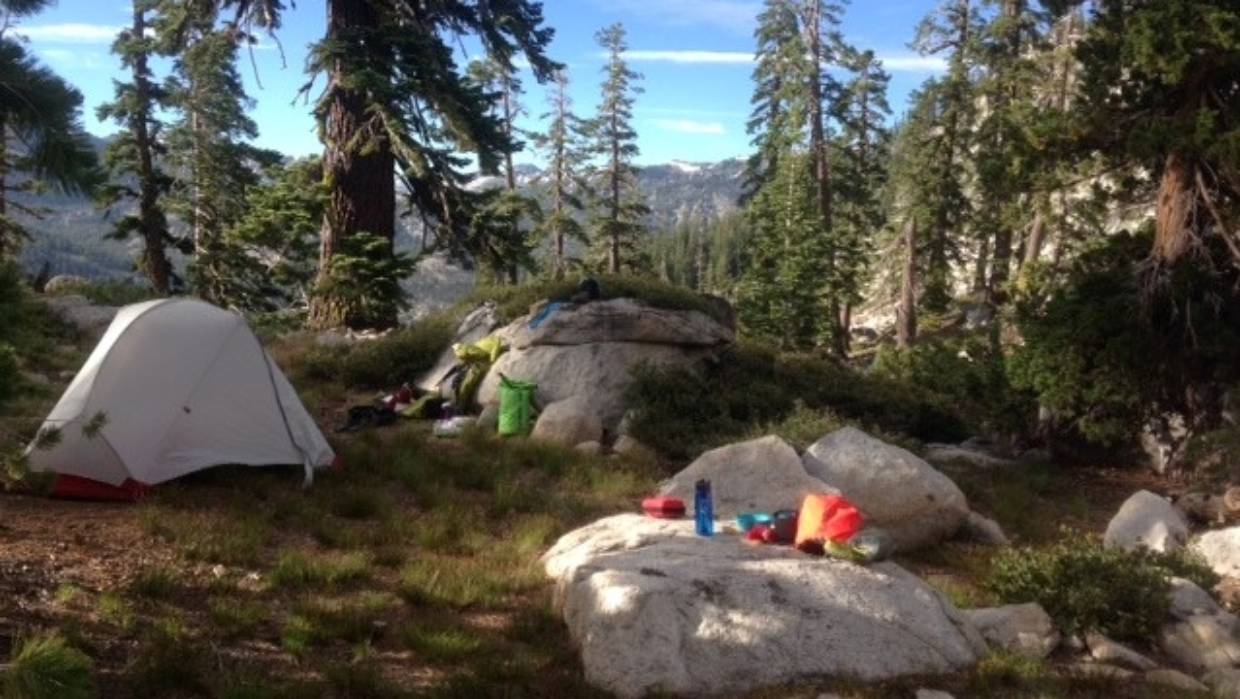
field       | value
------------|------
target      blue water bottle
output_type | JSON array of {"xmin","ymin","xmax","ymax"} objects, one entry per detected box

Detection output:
[{"xmin": 694, "ymin": 479, "xmax": 713, "ymax": 537}]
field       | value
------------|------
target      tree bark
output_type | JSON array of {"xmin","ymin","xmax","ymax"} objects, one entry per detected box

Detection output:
[
  {"xmin": 309, "ymin": 0, "xmax": 397, "ymax": 329},
  {"xmin": 896, "ymin": 218, "xmax": 918, "ymax": 349},
  {"xmin": 131, "ymin": 7, "xmax": 171, "ymax": 295},
  {"xmin": 973, "ymin": 233, "xmax": 989, "ymax": 292},
  {"xmin": 1153, "ymin": 150, "xmax": 1196, "ymax": 265},
  {"xmin": 1023, "ymin": 210, "xmax": 1046, "ymax": 267}
]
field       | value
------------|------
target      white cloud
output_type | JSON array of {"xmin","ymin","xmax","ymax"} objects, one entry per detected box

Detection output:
[
  {"xmin": 877, "ymin": 54, "xmax": 948, "ymax": 72},
  {"xmin": 14, "ymin": 23, "xmax": 121, "ymax": 44},
  {"xmin": 653, "ymin": 118, "xmax": 726, "ymax": 135},
  {"xmin": 622, "ymin": 50, "xmax": 753, "ymax": 65},
  {"xmin": 593, "ymin": 0, "xmax": 759, "ymax": 35},
  {"xmin": 37, "ymin": 48, "xmax": 108, "ymax": 70}
]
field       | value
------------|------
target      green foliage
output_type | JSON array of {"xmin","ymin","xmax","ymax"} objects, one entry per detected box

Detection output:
[
  {"xmin": 1010, "ymin": 232, "xmax": 1240, "ymax": 447},
  {"xmin": 873, "ymin": 335, "xmax": 1035, "ymax": 437},
  {"xmin": 0, "ymin": 343, "xmax": 18, "ymax": 408},
  {"xmin": 312, "ymin": 233, "xmax": 415, "ymax": 331},
  {"xmin": 988, "ymin": 535, "xmax": 1216, "ymax": 642},
  {"xmin": 532, "ymin": 70, "xmax": 590, "ymax": 280},
  {"xmin": 626, "ymin": 342, "xmax": 966, "ymax": 459},
  {"xmin": 645, "ymin": 214, "xmax": 751, "ymax": 296},
  {"xmin": 299, "ymin": 312, "xmax": 456, "ymax": 389},
  {"xmin": 271, "ymin": 551, "xmax": 373, "ymax": 591},
  {"xmin": 0, "ymin": 35, "xmax": 101, "ymax": 258},
  {"xmin": 4, "ymin": 633, "xmax": 95, "ymax": 699}
]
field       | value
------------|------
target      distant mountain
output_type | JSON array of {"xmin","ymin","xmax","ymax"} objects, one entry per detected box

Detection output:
[{"xmin": 16, "ymin": 152, "xmax": 747, "ymax": 281}]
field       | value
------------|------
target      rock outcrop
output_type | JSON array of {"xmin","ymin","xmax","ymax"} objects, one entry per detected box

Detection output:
[
  {"xmin": 802, "ymin": 427, "xmax": 969, "ymax": 552},
  {"xmin": 543, "ymin": 514, "xmax": 985, "ymax": 698},
  {"xmin": 658, "ymin": 436, "xmax": 835, "ymax": 519},
  {"xmin": 42, "ymin": 295, "xmax": 119, "ymax": 337},
  {"xmin": 1103, "ymin": 490, "xmax": 1189, "ymax": 553},
  {"xmin": 474, "ymin": 298, "xmax": 733, "ymax": 430},
  {"xmin": 416, "ymin": 303, "xmax": 502, "ymax": 394}
]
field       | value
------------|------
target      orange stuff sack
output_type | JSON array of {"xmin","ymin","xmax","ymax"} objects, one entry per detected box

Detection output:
[{"xmin": 795, "ymin": 494, "xmax": 863, "ymax": 553}]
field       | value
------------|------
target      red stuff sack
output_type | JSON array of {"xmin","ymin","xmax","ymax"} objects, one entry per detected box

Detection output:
[
  {"xmin": 794, "ymin": 494, "xmax": 863, "ymax": 553},
  {"xmin": 642, "ymin": 496, "xmax": 686, "ymax": 519}
]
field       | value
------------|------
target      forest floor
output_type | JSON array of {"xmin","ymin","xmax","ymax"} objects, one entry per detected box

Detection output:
[{"xmin": 0, "ymin": 302, "xmax": 1208, "ymax": 698}]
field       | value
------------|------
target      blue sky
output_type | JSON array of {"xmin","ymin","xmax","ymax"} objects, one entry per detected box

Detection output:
[{"xmin": 15, "ymin": 0, "xmax": 945, "ymax": 166}]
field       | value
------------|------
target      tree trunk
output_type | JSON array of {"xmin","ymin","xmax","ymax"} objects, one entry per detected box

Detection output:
[
  {"xmin": 608, "ymin": 111, "xmax": 621, "ymax": 274},
  {"xmin": 309, "ymin": 0, "xmax": 396, "ymax": 329},
  {"xmin": 131, "ymin": 8, "xmax": 171, "ymax": 295},
  {"xmin": 973, "ymin": 233, "xmax": 989, "ymax": 292},
  {"xmin": 896, "ymin": 218, "xmax": 918, "ymax": 349},
  {"xmin": 1023, "ymin": 210, "xmax": 1046, "ymax": 267},
  {"xmin": 1153, "ymin": 150, "xmax": 1195, "ymax": 265},
  {"xmin": 805, "ymin": 1, "xmax": 842, "ymax": 356},
  {"xmin": 0, "ymin": 114, "xmax": 8, "ymax": 260}
]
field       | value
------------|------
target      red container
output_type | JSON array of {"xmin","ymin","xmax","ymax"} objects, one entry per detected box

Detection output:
[{"xmin": 642, "ymin": 496, "xmax": 686, "ymax": 519}]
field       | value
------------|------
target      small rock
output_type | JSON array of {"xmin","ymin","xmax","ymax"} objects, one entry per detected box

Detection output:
[
  {"xmin": 1160, "ymin": 613, "xmax": 1240, "ymax": 672},
  {"xmin": 924, "ymin": 443, "xmax": 1014, "ymax": 469},
  {"xmin": 531, "ymin": 397, "xmax": 603, "ymax": 447},
  {"xmin": 44, "ymin": 274, "xmax": 88, "ymax": 294},
  {"xmin": 1103, "ymin": 490, "xmax": 1189, "ymax": 553},
  {"xmin": 574, "ymin": 441, "xmax": 603, "ymax": 457},
  {"xmin": 1067, "ymin": 662, "xmax": 1133, "ymax": 680},
  {"xmin": 211, "ymin": 564, "xmax": 226, "ymax": 579},
  {"xmin": 1204, "ymin": 667, "xmax": 1240, "ymax": 698},
  {"xmin": 1192, "ymin": 526, "xmax": 1240, "ymax": 577},
  {"xmin": 1142, "ymin": 668, "xmax": 1209, "ymax": 693},
  {"xmin": 915, "ymin": 690, "xmax": 955, "ymax": 699},
  {"xmin": 1169, "ymin": 577, "xmax": 1222, "ymax": 620},
  {"xmin": 961, "ymin": 603, "xmax": 1059, "ymax": 659},
  {"xmin": 612, "ymin": 435, "xmax": 656, "ymax": 462},
  {"xmin": 1084, "ymin": 631, "xmax": 1157, "ymax": 671},
  {"xmin": 959, "ymin": 510, "xmax": 1010, "ymax": 546}
]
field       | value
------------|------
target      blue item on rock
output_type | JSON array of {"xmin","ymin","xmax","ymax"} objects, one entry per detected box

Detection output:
[{"xmin": 694, "ymin": 479, "xmax": 713, "ymax": 537}]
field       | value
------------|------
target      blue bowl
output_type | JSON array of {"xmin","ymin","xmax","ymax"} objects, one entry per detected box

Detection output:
[{"xmin": 736, "ymin": 512, "xmax": 773, "ymax": 533}]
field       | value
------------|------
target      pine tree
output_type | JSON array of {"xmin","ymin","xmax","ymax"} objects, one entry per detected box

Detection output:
[
  {"xmin": 158, "ymin": 0, "xmax": 276, "ymax": 302},
  {"xmin": 798, "ymin": 0, "xmax": 850, "ymax": 354},
  {"xmin": 97, "ymin": 1, "xmax": 176, "ymax": 294},
  {"xmin": 533, "ymin": 70, "xmax": 589, "ymax": 280},
  {"xmin": 1059, "ymin": 0, "xmax": 1240, "ymax": 275},
  {"xmin": 737, "ymin": 153, "xmax": 824, "ymax": 349},
  {"xmin": 212, "ymin": 158, "xmax": 324, "ymax": 311},
  {"xmin": 743, "ymin": 0, "xmax": 806, "ymax": 199},
  {"xmin": 911, "ymin": 0, "xmax": 982, "ymax": 311},
  {"xmin": 831, "ymin": 48, "xmax": 892, "ymax": 348},
  {"xmin": 588, "ymin": 23, "xmax": 648, "ymax": 274},
  {"xmin": 468, "ymin": 57, "xmax": 540, "ymax": 284},
  {"xmin": 0, "ymin": 0, "xmax": 99, "ymax": 259},
  {"xmin": 303, "ymin": 0, "xmax": 558, "ymax": 329}
]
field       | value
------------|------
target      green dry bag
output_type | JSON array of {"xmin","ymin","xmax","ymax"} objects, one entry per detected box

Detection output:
[{"xmin": 498, "ymin": 376, "xmax": 537, "ymax": 436}]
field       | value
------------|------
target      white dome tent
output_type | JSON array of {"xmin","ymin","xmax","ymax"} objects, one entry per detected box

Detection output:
[{"xmin": 27, "ymin": 298, "xmax": 334, "ymax": 499}]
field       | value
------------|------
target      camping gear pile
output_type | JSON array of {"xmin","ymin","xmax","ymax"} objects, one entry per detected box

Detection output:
[
  {"xmin": 26, "ymin": 299, "xmax": 335, "ymax": 500},
  {"xmin": 640, "ymin": 482, "xmax": 888, "ymax": 564}
]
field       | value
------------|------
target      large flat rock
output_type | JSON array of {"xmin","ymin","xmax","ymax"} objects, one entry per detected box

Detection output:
[
  {"xmin": 503, "ymin": 297, "xmax": 733, "ymax": 349},
  {"xmin": 543, "ymin": 514, "xmax": 985, "ymax": 698}
]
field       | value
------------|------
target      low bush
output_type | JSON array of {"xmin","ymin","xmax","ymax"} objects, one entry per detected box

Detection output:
[
  {"xmin": 297, "ymin": 312, "xmax": 456, "ymax": 388},
  {"xmin": 4, "ymin": 633, "xmax": 95, "ymax": 699},
  {"xmin": 468, "ymin": 273, "xmax": 734, "ymax": 326},
  {"xmin": 625, "ymin": 342, "xmax": 967, "ymax": 460},
  {"xmin": 987, "ymin": 535, "xmax": 1217, "ymax": 642}
]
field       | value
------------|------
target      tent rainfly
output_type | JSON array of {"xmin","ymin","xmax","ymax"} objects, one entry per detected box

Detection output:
[{"xmin": 26, "ymin": 299, "xmax": 334, "ymax": 497}]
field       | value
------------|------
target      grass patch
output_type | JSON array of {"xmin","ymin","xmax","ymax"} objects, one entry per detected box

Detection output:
[
  {"xmin": 281, "ymin": 593, "xmax": 395, "ymax": 656},
  {"xmin": 128, "ymin": 565, "xmax": 178, "ymax": 599},
  {"xmin": 403, "ymin": 625, "xmax": 489, "ymax": 665},
  {"xmin": 140, "ymin": 507, "xmax": 268, "ymax": 566},
  {"xmin": 5, "ymin": 633, "xmax": 95, "ymax": 699},
  {"xmin": 399, "ymin": 554, "xmax": 540, "ymax": 610},
  {"xmin": 295, "ymin": 311, "xmax": 457, "ymax": 389},
  {"xmin": 208, "ymin": 596, "xmax": 267, "ymax": 639},
  {"xmin": 96, "ymin": 593, "xmax": 134, "ymax": 633},
  {"xmin": 271, "ymin": 550, "xmax": 373, "ymax": 590}
]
